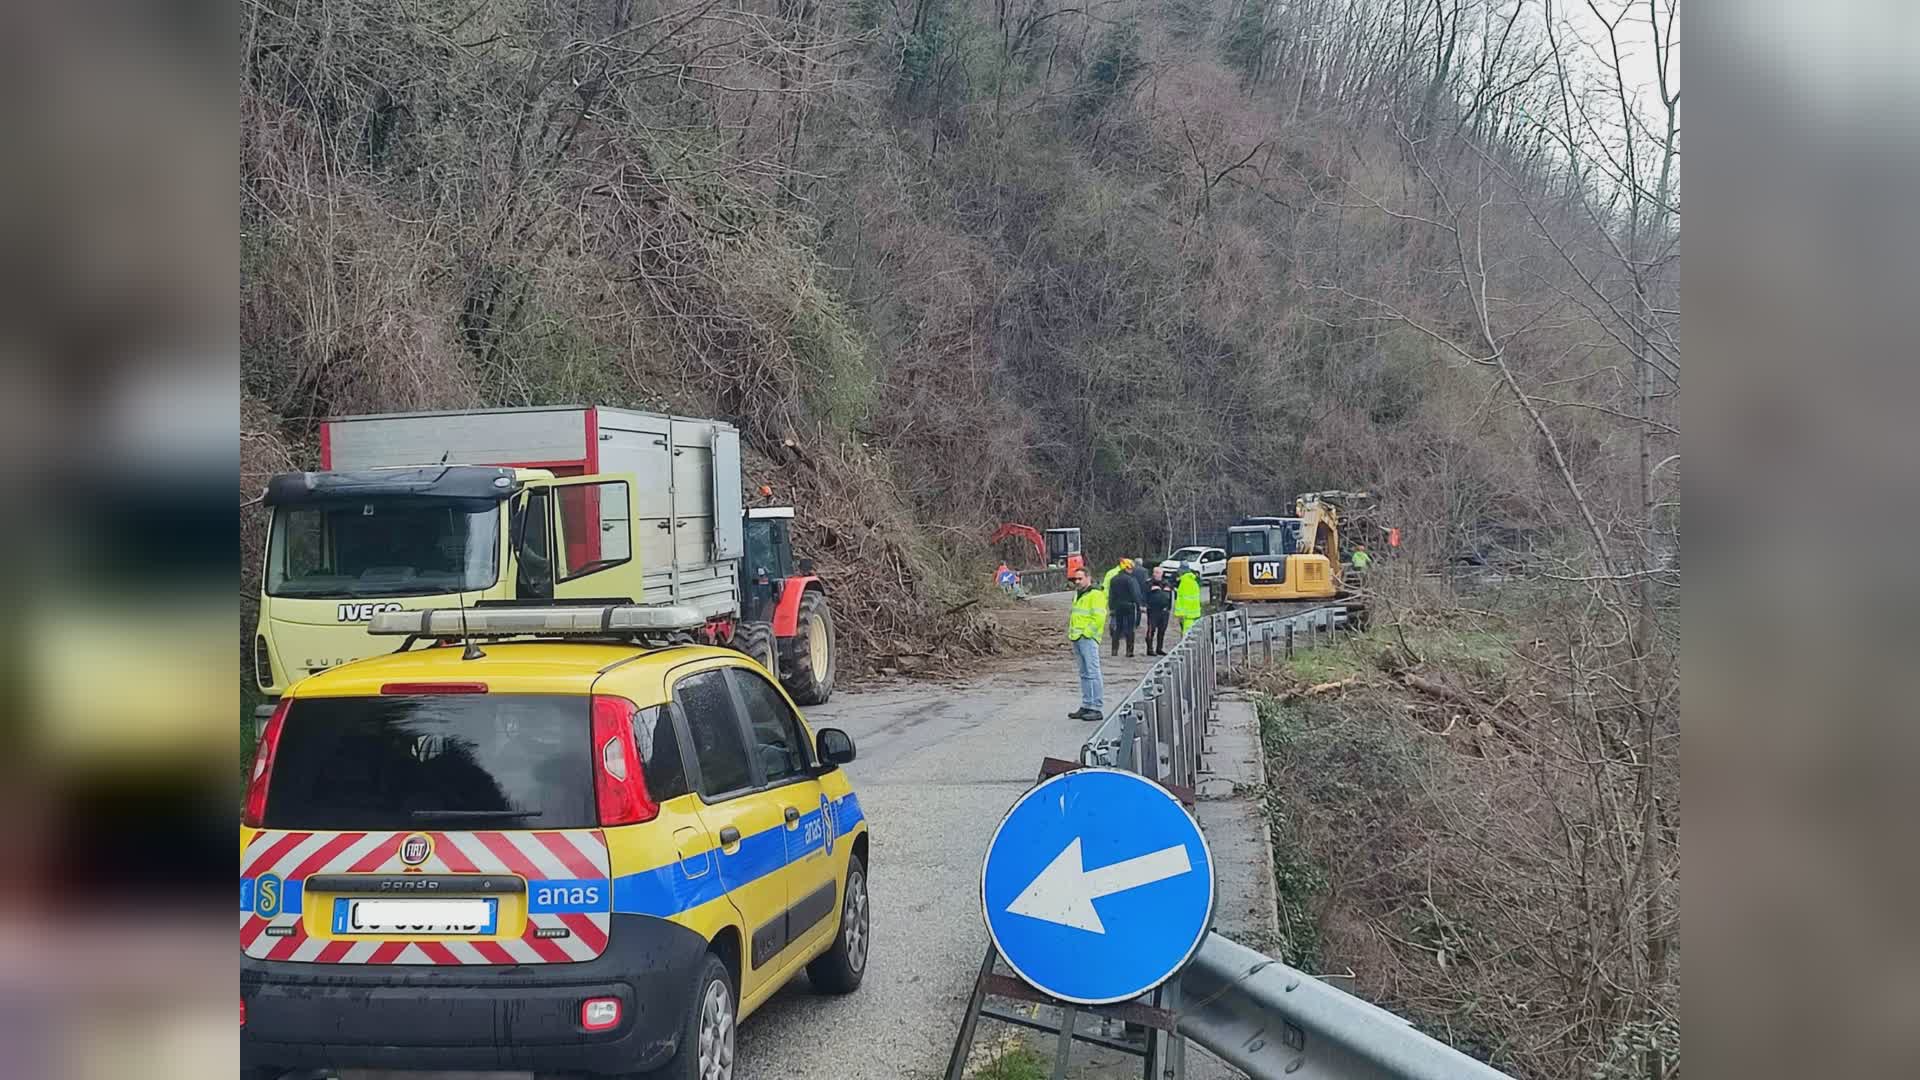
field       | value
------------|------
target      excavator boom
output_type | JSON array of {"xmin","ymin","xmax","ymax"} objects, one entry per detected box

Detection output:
[{"xmin": 988, "ymin": 522, "xmax": 1047, "ymax": 564}]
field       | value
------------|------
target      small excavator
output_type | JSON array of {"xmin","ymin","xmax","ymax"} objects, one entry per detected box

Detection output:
[
  {"xmin": 989, "ymin": 522, "xmax": 1085, "ymax": 577},
  {"xmin": 1222, "ymin": 491, "xmax": 1373, "ymax": 620}
]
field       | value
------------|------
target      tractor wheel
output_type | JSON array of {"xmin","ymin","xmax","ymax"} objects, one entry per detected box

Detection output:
[
  {"xmin": 778, "ymin": 590, "xmax": 835, "ymax": 706},
  {"xmin": 735, "ymin": 620, "xmax": 778, "ymax": 679}
]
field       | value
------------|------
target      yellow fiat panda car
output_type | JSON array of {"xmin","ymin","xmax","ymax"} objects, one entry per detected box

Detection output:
[{"xmin": 239, "ymin": 606, "xmax": 869, "ymax": 1080}]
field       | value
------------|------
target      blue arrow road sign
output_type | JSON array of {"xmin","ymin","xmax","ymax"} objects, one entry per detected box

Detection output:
[{"xmin": 981, "ymin": 767, "xmax": 1215, "ymax": 1005}]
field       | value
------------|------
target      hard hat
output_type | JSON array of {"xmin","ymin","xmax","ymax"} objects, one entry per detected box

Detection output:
[{"xmin": 1120, "ymin": 558, "xmax": 1134, "ymax": 569}]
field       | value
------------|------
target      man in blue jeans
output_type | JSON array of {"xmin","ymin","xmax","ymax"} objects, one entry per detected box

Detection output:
[{"xmin": 1066, "ymin": 567, "xmax": 1108, "ymax": 720}]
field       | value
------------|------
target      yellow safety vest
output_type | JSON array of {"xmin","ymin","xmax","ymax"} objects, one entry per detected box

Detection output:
[
  {"xmin": 1068, "ymin": 586, "xmax": 1108, "ymax": 641},
  {"xmin": 1173, "ymin": 572, "xmax": 1203, "ymax": 618}
]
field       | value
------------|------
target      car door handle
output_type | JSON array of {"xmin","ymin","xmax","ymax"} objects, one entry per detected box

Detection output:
[
  {"xmin": 784, "ymin": 806, "xmax": 800, "ymax": 824},
  {"xmin": 719, "ymin": 826, "xmax": 741, "ymax": 847}
]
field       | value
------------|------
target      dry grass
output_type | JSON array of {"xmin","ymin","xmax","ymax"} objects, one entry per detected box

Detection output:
[{"xmin": 1251, "ymin": 588, "xmax": 1676, "ymax": 1078}]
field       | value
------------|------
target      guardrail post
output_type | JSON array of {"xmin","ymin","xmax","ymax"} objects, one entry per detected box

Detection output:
[
  {"xmin": 1286, "ymin": 622, "xmax": 1295, "ymax": 659},
  {"xmin": 1117, "ymin": 705, "xmax": 1138, "ymax": 772},
  {"xmin": 1158, "ymin": 688, "xmax": 1173, "ymax": 783}
]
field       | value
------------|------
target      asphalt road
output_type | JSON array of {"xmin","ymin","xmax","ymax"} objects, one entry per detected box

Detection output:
[{"xmin": 733, "ymin": 594, "xmax": 1162, "ymax": 1080}]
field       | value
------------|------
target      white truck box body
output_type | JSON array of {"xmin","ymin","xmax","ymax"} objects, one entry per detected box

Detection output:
[{"xmin": 322, "ymin": 406, "xmax": 744, "ymax": 618}]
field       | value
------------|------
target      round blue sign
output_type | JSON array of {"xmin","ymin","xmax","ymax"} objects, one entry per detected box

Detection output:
[{"xmin": 981, "ymin": 767, "xmax": 1214, "ymax": 1004}]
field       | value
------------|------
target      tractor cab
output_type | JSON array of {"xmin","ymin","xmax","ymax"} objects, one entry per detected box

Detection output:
[
  {"xmin": 1044, "ymin": 528, "xmax": 1084, "ymax": 575},
  {"xmin": 740, "ymin": 506, "xmax": 835, "ymax": 704},
  {"xmin": 743, "ymin": 506, "xmax": 802, "ymax": 616}
]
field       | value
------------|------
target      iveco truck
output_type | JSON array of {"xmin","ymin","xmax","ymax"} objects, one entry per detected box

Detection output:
[{"xmin": 253, "ymin": 406, "xmax": 835, "ymax": 719}]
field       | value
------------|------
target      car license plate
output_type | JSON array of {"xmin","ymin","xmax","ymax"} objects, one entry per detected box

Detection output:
[{"xmin": 331, "ymin": 897, "xmax": 499, "ymax": 935}]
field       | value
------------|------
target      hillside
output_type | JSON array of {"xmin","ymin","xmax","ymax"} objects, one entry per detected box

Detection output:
[{"xmin": 244, "ymin": 0, "xmax": 1675, "ymax": 660}]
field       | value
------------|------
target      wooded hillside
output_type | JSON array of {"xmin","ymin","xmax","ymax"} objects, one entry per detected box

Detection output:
[{"xmin": 243, "ymin": 0, "xmax": 1677, "ymax": 660}]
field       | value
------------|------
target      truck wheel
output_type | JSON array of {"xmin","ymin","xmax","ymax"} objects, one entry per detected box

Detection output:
[
  {"xmin": 735, "ymin": 621, "xmax": 778, "ymax": 679},
  {"xmin": 778, "ymin": 590, "xmax": 834, "ymax": 706}
]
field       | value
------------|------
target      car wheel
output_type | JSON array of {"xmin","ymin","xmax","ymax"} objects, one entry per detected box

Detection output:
[
  {"xmin": 641, "ymin": 952, "xmax": 735, "ymax": 1080},
  {"xmin": 806, "ymin": 854, "xmax": 868, "ymax": 994}
]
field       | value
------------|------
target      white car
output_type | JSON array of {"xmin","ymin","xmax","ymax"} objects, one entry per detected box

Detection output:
[{"xmin": 1158, "ymin": 546, "xmax": 1226, "ymax": 580}]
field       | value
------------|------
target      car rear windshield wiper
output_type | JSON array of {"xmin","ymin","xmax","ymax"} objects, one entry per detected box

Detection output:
[{"xmin": 409, "ymin": 809, "xmax": 543, "ymax": 820}]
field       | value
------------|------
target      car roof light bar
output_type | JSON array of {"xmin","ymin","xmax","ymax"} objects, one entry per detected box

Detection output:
[{"xmin": 368, "ymin": 605, "xmax": 709, "ymax": 638}]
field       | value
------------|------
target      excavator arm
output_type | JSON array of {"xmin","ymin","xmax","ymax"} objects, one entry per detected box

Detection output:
[{"xmin": 988, "ymin": 522, "xmax": 1047, "ymax": 564}]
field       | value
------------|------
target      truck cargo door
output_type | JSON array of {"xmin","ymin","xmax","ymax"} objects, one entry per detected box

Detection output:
[
  {"xmin": 711, "ymin": 428, "xmax": 743, "ymax": 561},
  {"xmin": 541, "ymin": 476, "xmax": 645, "ymax": 602}
]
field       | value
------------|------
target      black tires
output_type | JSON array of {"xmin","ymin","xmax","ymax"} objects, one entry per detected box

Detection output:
[
  {"xmin": 643, "ymin": 953, "xmax": 736, "ymax": 1080},
  {"xmin": 778, "ymin": 590, "xmax": 835, "ymax": 706},
  {"xmin": 806, "ymin": 854, "xmax": 868, "ymax": 994},
  {"xmin": 734, "ymin": 620, "xmax": 778, "ymax": 680}
]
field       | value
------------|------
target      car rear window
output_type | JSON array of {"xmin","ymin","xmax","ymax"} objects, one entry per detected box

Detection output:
[{"xmin": 262, "ymin": 695, "xmax": 596, "ymax": 830}]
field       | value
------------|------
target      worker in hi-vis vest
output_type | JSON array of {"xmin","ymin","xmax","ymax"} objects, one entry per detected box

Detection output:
[
  {"xmin": 1173, "ymin": 564, "xmax": 1203, "ymax": 635},
  {"xmin": 1066, "ymin": 567, "xmax": 1108, "ymax": 721}
]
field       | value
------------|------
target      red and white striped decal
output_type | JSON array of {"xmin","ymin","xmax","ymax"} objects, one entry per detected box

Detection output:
[{"xmin": 239, "ymin": 829, "xmax": 610, "ymax": 965}]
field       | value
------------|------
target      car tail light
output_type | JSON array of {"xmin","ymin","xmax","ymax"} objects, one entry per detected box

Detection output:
[
  {"xmin": 253, "ymin": 635, "xmax": 273, "ymax": 688},
  {"xmin": 243, "ymin": 698, "xmax": 291, "ymax": 827},
  {"xmin": 240, "ymin": 999, "xmax": 247, "ymax": 1028},
  {"xmin": 380, "ymin": 681, "xmax": 489, "ymax": 695},
  {"xmin": 580, "ymin": 996, "xmax": 621, "ymax": 1031},
  {"xmin": 591, "ymin": 695, "xmax": 657, "ymax": 826}
]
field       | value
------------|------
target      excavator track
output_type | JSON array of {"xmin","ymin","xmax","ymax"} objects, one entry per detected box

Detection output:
[{"xmin": 1225, "ymin": 597, "xmax": 1366, "ymax": 629}]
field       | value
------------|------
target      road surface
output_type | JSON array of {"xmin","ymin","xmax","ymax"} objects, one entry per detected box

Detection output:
[{"xmin": 733, "ymin": 593, "xmax": 1165, "ymax": 1080}]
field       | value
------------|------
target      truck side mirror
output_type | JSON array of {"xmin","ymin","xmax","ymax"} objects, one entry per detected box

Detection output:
[{"xmin": 815, "ymin": 727, "xmax": 856, "ymax": 766}]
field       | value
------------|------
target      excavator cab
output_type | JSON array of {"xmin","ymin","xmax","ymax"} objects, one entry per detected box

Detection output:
[{"xmin": 1044, "ymin": 528, "xmax": 1084, "ymax": 577}]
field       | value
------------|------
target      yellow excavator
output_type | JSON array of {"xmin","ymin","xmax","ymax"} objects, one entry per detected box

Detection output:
[{"xmin": 1223, "ymin": 491, "xmax": 1373, "ymax": 618}]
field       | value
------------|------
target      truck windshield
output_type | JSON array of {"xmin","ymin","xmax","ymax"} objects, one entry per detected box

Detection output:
[{"xmin": 266, "ymin": 497, "xmax": 501, "ymax": 598}]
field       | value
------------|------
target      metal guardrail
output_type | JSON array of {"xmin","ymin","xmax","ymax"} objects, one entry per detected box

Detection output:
[
  {"xmin": 1075, "ymin": 603, "xmax": 1517, "ymax": 1080},
  {"xmin": 1179, "ymin": 934, "xmax": 1512, "ymax": 1080},
  {"xmin": 1078, "ymin": 604, "xmax": 1348, "ymax": 784},
  {"xmin": 1014, "ymin": 567, "xmax": 1070, "ymax": 595}
]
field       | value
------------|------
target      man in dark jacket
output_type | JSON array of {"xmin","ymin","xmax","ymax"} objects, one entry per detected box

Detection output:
[
  {"xmin": 1144, "ymin": 567, "xmax": 1174, "ymax": 655},
  {"xmin": 1107, "ymin": 558, "xmax": 1143, "ymax": 657}
]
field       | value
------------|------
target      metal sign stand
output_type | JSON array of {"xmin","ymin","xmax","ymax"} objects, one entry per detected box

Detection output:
[
  {"xmin": 942, "ymin": 942, "xmax": 1185, "ymax": 1080},
  {"xmin": 947, "ymin": 757, "xmax": 1193, "ymax": 1080}
]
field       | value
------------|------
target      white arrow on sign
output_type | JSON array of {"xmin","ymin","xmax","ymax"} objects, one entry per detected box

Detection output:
[{"xmin": 1005, "ymin": 837, "xmax": 1193, "ymax": 934}]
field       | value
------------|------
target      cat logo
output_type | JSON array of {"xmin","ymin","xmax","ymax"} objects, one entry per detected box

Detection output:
[
  {"xmin": 254, "ymin": 873, "xmax": 284, "ymax": 918},
  {"xmin": 338, "ymin": 602, "xmax": 404, "ymax": 622},
  {"xmin": 399, "ymin": 832, "xmax": 434, "ymax": 867},
  {"xmin": 1250, "ymin": 559, "xmax": 1283, "ymax": 583}
]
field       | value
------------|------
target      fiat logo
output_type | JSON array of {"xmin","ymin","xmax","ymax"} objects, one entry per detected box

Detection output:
[{"xmin": 399, "ymin": 832, "xmax": 434, "ymax": 866}]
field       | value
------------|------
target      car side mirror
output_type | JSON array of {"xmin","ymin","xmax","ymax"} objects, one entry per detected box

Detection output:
[{"xmin": 816, "ymin": 727, "xmax": 855, "ymax": 767}]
